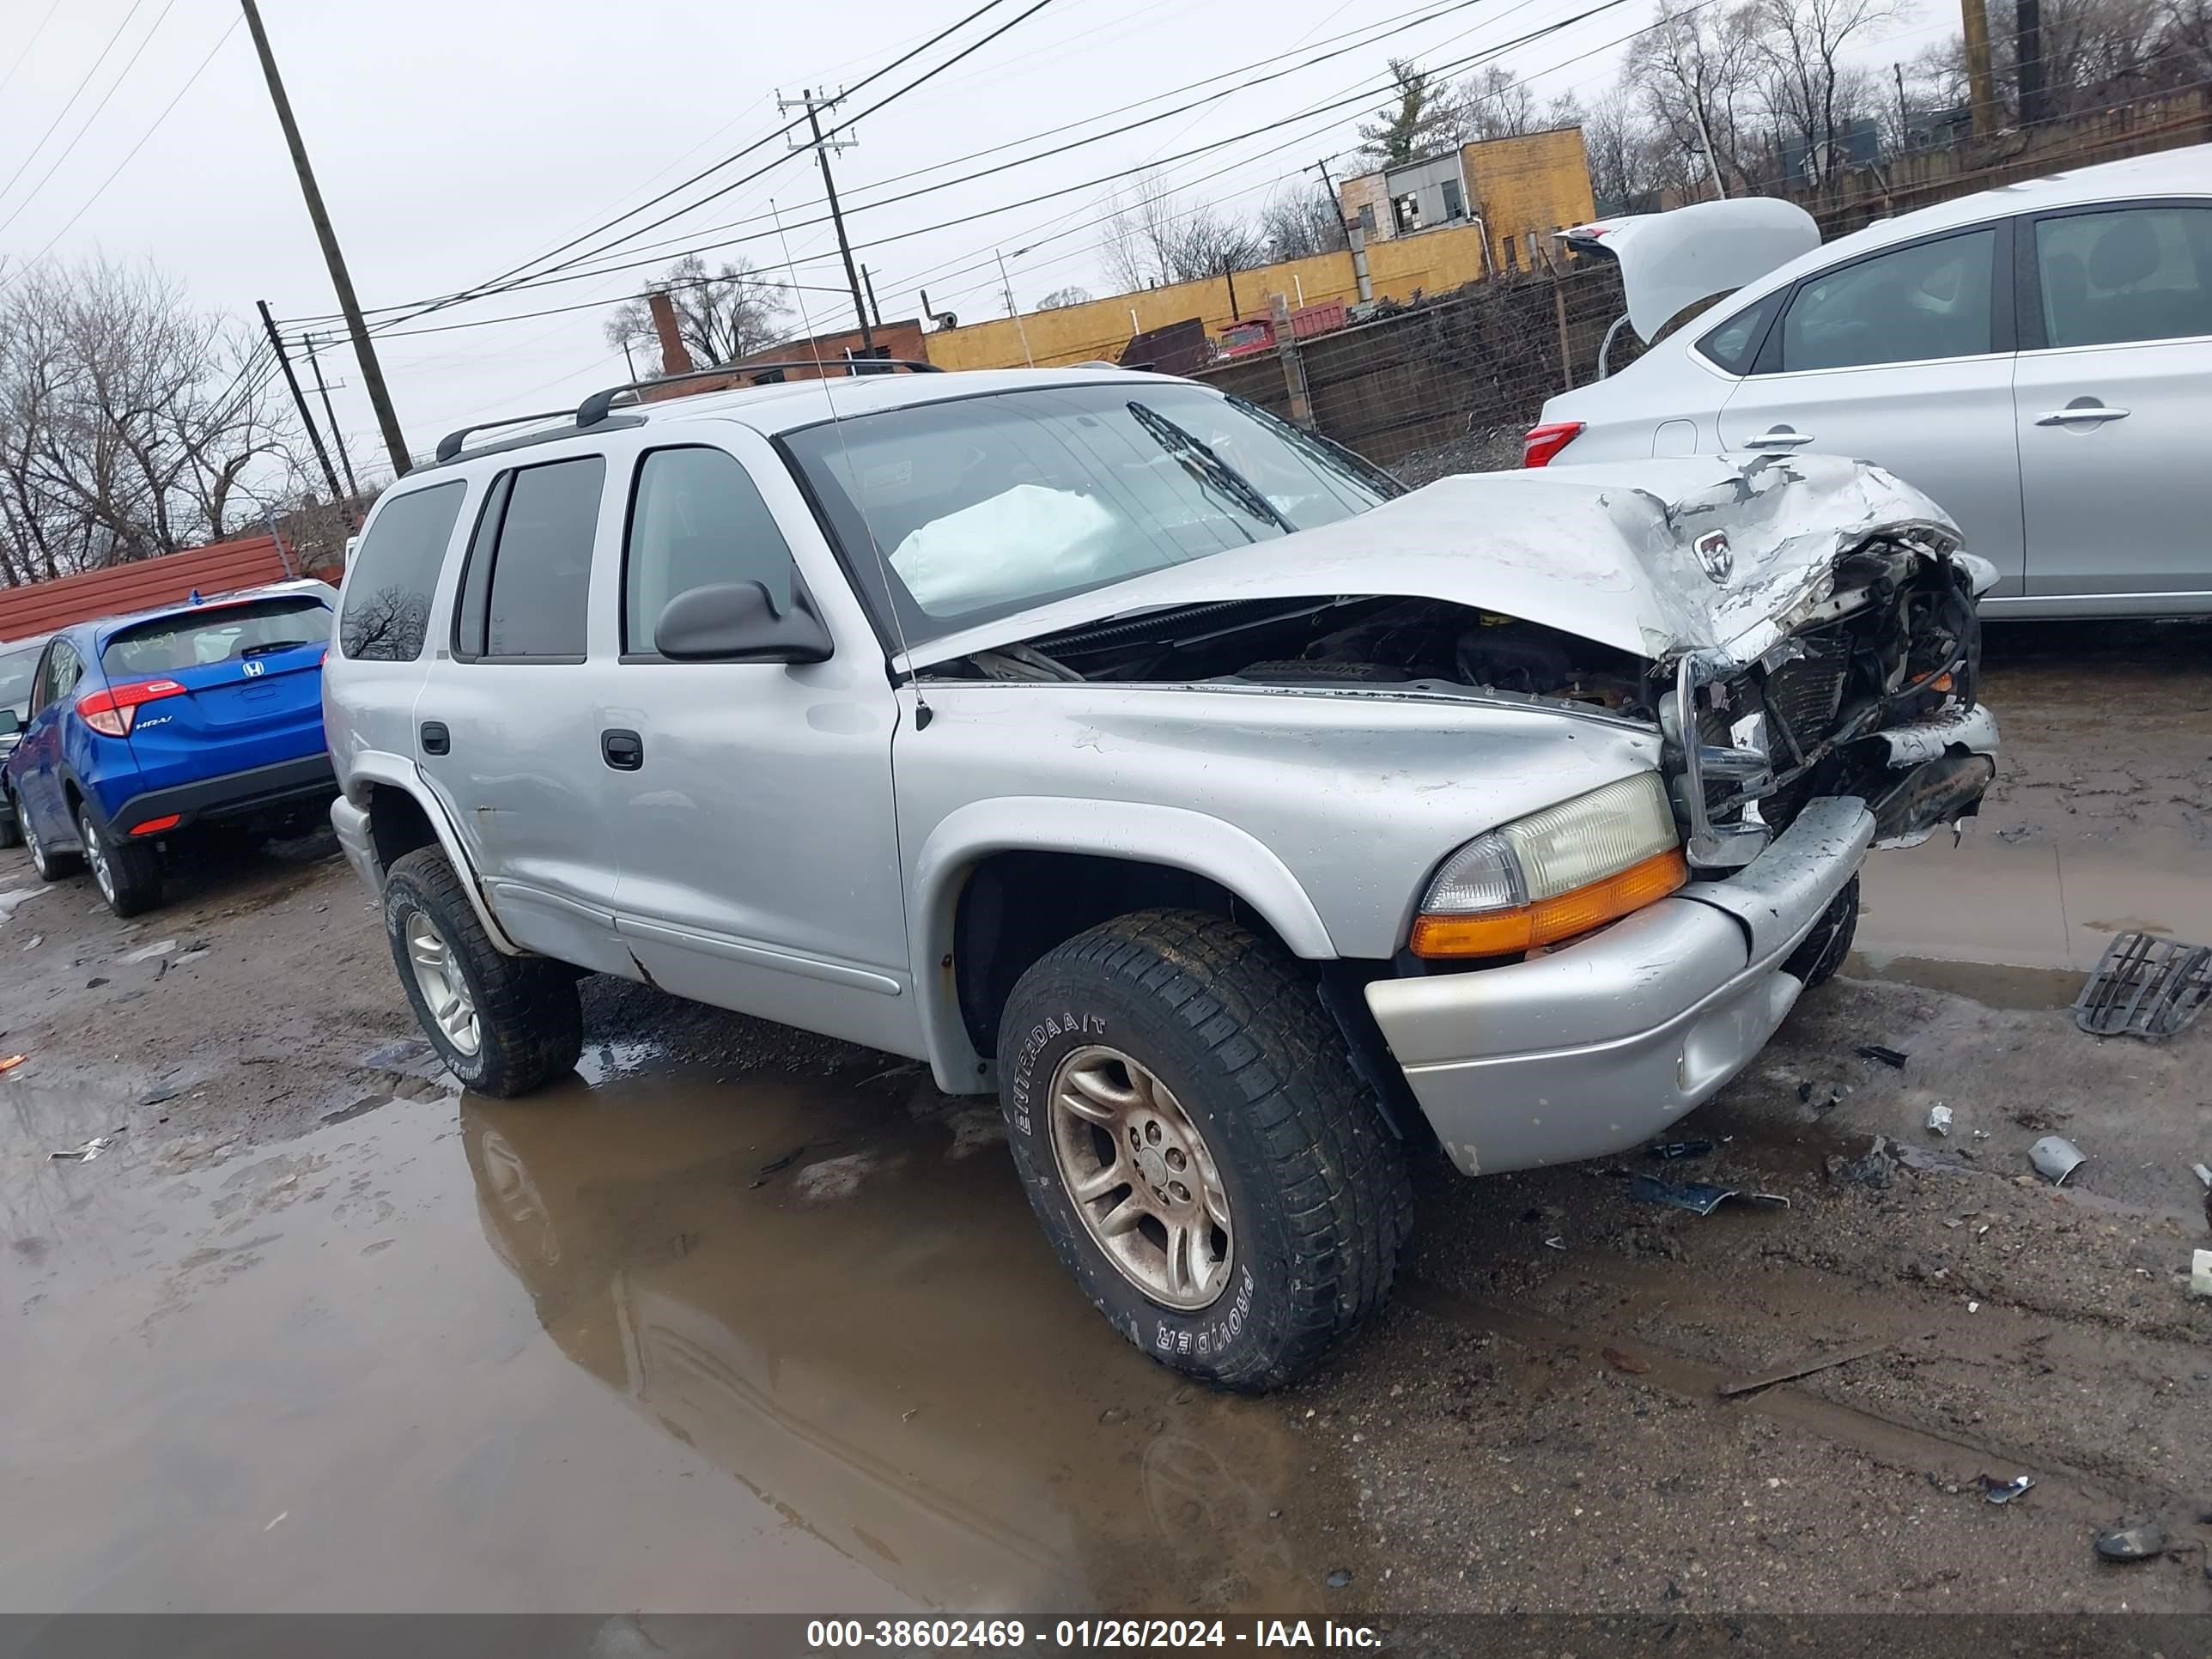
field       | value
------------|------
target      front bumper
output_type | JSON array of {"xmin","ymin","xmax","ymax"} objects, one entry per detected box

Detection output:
[
  {"xmin": 330, "ymin": 792, "xmax": 381, "ymax": 897},
  {"xmin": 1365, "ymin": 796, "xmax": 1876, "ymax": 1176}
]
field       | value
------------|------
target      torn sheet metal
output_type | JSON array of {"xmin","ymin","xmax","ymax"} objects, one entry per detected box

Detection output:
[
  {"xmin": 2074, "ymin": 932, "xmax": 2212, "ymax": 1039},
  {"xmin": 1876, "ymin": 704, "xmax": 2002, "ymax": 768},
  {"xmin": 902, "ymin": 453, "xmax": 1978, "ymax": 674}
]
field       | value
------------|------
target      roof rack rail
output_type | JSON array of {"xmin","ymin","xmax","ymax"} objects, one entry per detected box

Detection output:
[
  {"xmin": 433, "ymin": 408, "xmax": 585, "ymax": 465},
  {"xmin": 574, "ymin": 358, "xmax": 943, "ymax": 428}
]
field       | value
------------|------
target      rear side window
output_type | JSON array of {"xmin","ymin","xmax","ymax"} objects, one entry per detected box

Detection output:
[
  {"xmin": 103, "ymin": 597, "xmax": 330, "ymax": 678},
  {"xmin": 623, "ymin": 447, "xmax": 794, "ymax": 654},
  {"xmin": 1779, "ymin": 228, "xmax": 1996, "ymax": 372},
  {"xmin": 2034, "ymin": 205, "xmax": 2212, "ymax": 348},
  {"xmin": 455, "ymin": 456, "xmax": 605, "ymax": 660},
  {"xmin": 340, "ymin": 482, "xmax": 466, "ymax": 661},
  {"xmin": 1698, "ymin": 289, "xmax": 1783, "ymax": 375}
]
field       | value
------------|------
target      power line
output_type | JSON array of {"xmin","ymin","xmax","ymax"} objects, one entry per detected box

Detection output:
[
  {"xmin": 0, "ymin": 0, "xmax": 67, "ymax": 102},
  {"xmin": 0, "ymin": 12, "xmax": 236, "ymax": 283},
  {"xmin": 0, "ymin": 0, "xmax": 153, "ymax": 213},
  {"xmin": 0, "ymin": 0, "xmax": 180, "ymax": 240}
]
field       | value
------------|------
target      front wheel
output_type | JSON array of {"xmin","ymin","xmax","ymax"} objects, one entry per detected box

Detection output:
[
  {"xmin": 22, "ymin": 802, "xmax": 79, "ymax": 881},
  {"xmin": 997, "ymin": 908, "xmax": 1411, "ymax": 1393},
  {"xmin": 382, "ymin": 847, "xmax": 582, "ymax": 1097}
]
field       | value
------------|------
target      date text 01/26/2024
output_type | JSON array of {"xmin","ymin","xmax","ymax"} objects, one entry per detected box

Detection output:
[{"xmin": 805, "ymin": 1619, "xmax": 1384, "ymax": 1650}]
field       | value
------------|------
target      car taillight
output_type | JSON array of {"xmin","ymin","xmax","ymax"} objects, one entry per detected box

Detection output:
[
  {"xmin": 76, "ymin": 678, "xmax": 185, "ymax": 738},
  {"xmin": 1522, "ymin": 420, "xmax": 1585, "ymax": 468}
]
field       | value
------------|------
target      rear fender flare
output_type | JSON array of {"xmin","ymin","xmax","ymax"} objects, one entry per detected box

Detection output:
[
  {"xmin": 342, "ymin": 753, "xmax": 523, "ymax": 956},
  {"xmin": 911, "ymin": 797, "xmax": 1338, "ymax": 1092}
]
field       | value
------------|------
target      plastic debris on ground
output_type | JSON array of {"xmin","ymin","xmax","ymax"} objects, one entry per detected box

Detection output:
[
  {"xmin": 1628, "ymin": 1174, "xmax": 1790, "ymax": 1215},
  {"xmin": 2074, "ymin": 932, "xmax": 2212, "ymax": 1039},
  {"xmin": 1856, "ymin": 1043, "xmax": 1909, "ymax": 1068},
  {"xmin": 49, "ymin": 1131, "xmax": 121, "ymax": 1163},
  {"xmin": 2191, "ymin": 1249, "xmax": 2212, "ymax": 1300},
  {"xmin": 1978, "ymin": 1474, "xmax": 2034, "ymax": 1505},
  {"xmin": 0, "ymin": 1053, "xmax": 25, "ymax": 1076},
  {"xmin": 119, "ymin": 939, "xmax": 177, "ymax": 965},
  {"xmin": 1925, "ymin": 1104, "xmax": 1953, "ymax": 1137},
  {"xmin": 2029, "ymin": 1135, "xmax": 2087, "ymax": 1185},
  {"xmin": 1647, "ymin": 1138, "xmax": 1714, "ymax": 1161},
  {"xmin": 1829, "ymin": 1135, "xmax": 1893, "ymax": 1189},
  {"xmin": 2193, "ymin": 1163, "xmax": 2212, "ymax": 1191},
  {"xmin": 2094, "ymin": 1521, "xmax": 2169, "ymax": 1562}
]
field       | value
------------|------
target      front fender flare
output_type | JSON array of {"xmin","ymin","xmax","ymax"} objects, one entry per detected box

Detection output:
[
  {"xmin": 911, "ymin": 797, "xmax": 1338, "ymax": 1093},
  {"xmin": 340, "ymin": 753, "xmax": 523, "ymax": 956}
]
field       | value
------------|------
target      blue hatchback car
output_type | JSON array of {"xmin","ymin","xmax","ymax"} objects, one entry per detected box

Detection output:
[{"xmin": 0, "ymin": 580, "xmax": 339, "ymax": 916}]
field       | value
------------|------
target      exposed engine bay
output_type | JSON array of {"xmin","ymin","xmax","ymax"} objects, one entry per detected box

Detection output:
[{"xmin": 923, "ymin": 531, "xmax": 1989, "ymax": 871}]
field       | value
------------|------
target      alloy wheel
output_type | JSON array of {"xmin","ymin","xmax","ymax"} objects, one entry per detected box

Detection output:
[
  {"xmin": 405, "ymin": 910, "xmax": 481, "ymax": 1056},
  {"xmin": 1048, "ymin": 1044, "xmax": 1234, "ymax": 1310},
  {"xmin": 81, "ymin": 811, "xmax": 114, "ymax": 904}
]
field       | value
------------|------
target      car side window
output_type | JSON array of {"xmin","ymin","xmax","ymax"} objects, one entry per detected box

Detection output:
[
  {"xmin": 2034, "ymin": 205, "xmax": 2212, "ymax": 349},
  {"xmin": 1698, "ymin": 289, "xmax": 1784, "ymax": 375},
  {"xmin": 1778, "ymin": 228, "xmax": 1996, "ymax": 372},
  {"xmin": 340, "ymin": 481, "xmax": 467, "ymax": 662},
  {"xmin": 622, "ymin": 446, "xmax": 795, "ymax": 655},
  {"xmin": 453, "ymin": 456, "xmax": 605, "ymax": 661},
  {"xmin": 43, "ymin": 641, "xmax": 82, "ymax": 707},
  {"xmin": 28, "ymin": 645, "xmax": 57, "ymax": 714}
]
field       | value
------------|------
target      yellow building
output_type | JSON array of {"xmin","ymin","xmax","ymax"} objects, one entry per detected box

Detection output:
[
  {"xmin": 927, "ymin": 222, "xmax": 1498, "ymax": 373},
  {"xmin": 1340, "ymin": 127, "xmax": 1598, "ymax": 278}
]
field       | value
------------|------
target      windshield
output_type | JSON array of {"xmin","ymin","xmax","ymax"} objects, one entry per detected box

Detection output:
[
  {"xmin": 0, "ymin": 647, "xmax": 39, "ymax": 720},
  {"xmin": 783, "ymin": 383, "xmax": 1390, "ymax": 645},
  {"xmin": 101, "ymin": 596, "xmax": 331, "ymax": 678}
]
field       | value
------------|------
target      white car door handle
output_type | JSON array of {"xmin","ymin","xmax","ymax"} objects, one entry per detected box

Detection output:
[
  {"xmin": 1744, "ymin": 428, "xmax": 1814, "ymax": 448},
  {"xmin": 2034, "ymin": 404, "xmax": 2130, "ymax": 426}
]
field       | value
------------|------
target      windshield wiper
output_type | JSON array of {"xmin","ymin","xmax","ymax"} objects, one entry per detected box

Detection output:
[{"xmin": 1126, "ymin": 402, "xmax": 1297, "ymax": 536}]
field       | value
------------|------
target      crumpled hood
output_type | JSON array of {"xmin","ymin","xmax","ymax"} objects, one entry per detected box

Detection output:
[{"xmin": 907, "ymin": 453, "xmax": 1985, "ymax": 672}]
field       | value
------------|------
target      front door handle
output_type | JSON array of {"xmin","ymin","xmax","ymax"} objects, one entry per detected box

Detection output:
[
  {"xmin": 1743, "ymin": 427, "xmax": 1814, "ymax": 449},
  {"xmin": 2033, "ymin": 403, "xmax": 2130, "ymax": 427},
  {"xmin": 420, "ymin": 720, "xmax": 450, "ymax": 756},
  {"xmin": 601, "ymin": 729, "xmax": 643, "ymax": 771}
]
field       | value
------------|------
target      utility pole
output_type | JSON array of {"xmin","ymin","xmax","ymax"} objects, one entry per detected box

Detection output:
[
  {"xmin": 860, "ymin": 264, "xmax": 883, "ymax": 330},
  {"xmin": 257, "ymin": 301, "xmax": 344, "ymax": 507},
  {"xmin": 2015, "ymin": 0, "xmax": 2045, "ymax": 125},
  {"xmin": 1663, "ymin": 7, "xmax": 1728, "ymax": 199},
  {"xmin": 241, "ymin": 0, "xmax": 410, "ymax": 477},
  {"xmin": 1893, "ymin": 63, "xmax": 1911, "ymax": 145},
  {"xmin": 1960, "ymin": 0, "xmax": 1999, "ymax": 137},
  {"xmin": 299, "ymin": 334, "xmax": 359, "ymax": 498},
  {"xmin": 780, "ymin": 88, "xmax": 875, "ymax": 354},
  {"xmin": 994, "ymin": 247, "xmax": 1034, "ymax": 367}
]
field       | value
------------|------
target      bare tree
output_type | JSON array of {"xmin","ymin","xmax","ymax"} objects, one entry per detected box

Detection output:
[
  {"xmin": 0, "ymin": 259, "xmax": 297, "ymax": 585},
  {"xmin": 604, "ymin": 254, "xmax": 793, "ymax": 367},
  {"xmin": 1259, "ymin": 185, "xmax": 1350, "ymax": 262},
  {"xmin": 1035, "ymin": 286, "xmax": 1093, "ymax": 309},
  {"xmin": 1358, "ymin": 58, "xmax": 1458, "ymax": 164},
  {"xmin": 1743, "ymin": 0, "xmax": 1899, "ymax": 196},
  {"xmin": 1580, "ymin": 86, "xmax": 1668, "ymax": 210},
  {"xmin": 1622, "ymin": 4, "xmax": 1765, "ymax": 197},
  {"xmin": 1100, "ymin": 170, "xmax": 1266, "ymax": 288}
]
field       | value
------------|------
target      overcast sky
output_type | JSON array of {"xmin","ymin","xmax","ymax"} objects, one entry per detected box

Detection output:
[{"xmin": 0, "ymin": 0, "xmax": 1946, "ymax": 478}]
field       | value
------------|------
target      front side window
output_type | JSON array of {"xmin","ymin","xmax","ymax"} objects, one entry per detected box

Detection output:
[
  {"xmin": 103, "ymin": 597, "xmax": 330, "ymax": 678},
  {"xmin": 784, "ymin": 384, "xmax": 1389, "ymax": 643},
  {"xmin": 2035, "ymin": 205, "xmax": 2212, "ymax": 348},
  {"xmin": 1779, "ymin": 228, "xmax": 1996, "ymax": 372},
  {"xmin": 340, "ymin": 481, "xmax": 466, "ymax": 661},
  {"xmin": 455, "ymin": 456, "xmax": 605, "ymax": 659},
  {"xmin": 623, "ymin": 447, "xmax": 795, "ymax": 653},
  {"xmin": 0, "ymin": 647, "xmax": 42, "ymax": 722}
]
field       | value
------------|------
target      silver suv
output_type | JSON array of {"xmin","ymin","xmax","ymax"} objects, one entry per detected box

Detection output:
[{"xmin": 324, "ymin": 363, "xmax": 1998, "ymax": 1390}]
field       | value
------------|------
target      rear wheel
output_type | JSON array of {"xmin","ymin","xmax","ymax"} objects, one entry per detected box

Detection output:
[
  {"xmin": 82, "ymin": 805, "xmax": 162, "ymax": 918},
  {"xmin": 997, "ymin": 908, "xmax": 1411, "ymax": 1393},
  {"xmin": 382, "ymin": 846, "xmax": 582, "ymax": 1097}
]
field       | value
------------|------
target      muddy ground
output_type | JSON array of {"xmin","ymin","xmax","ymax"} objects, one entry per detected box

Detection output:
[{"xmin": 3, "ymin": 619, "xmax": 2210, "ymax": 1618}]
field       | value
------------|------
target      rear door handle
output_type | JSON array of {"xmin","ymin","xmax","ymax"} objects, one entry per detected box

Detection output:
[
  {"xmin": 420, "ymin": 720, "xmax": 450, "ymax": 756},
  {"xmin": 2033, "ymin": 404, "xmax": 2130, "ymax": 426},
  {"xmin": 601, "ymin": 728, "xmax": 643, "ymax": 771},
  {"xmin": 1744, "ymin": 427, "xmax": 1814, "ymax": 449}
]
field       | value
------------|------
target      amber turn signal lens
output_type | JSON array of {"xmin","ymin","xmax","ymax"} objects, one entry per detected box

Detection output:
[{"xmin": 1410, "ymin": 847, "xmax": 1689, "ymax": 959}]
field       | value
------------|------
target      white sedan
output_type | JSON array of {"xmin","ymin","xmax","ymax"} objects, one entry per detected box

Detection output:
[{"xmin": 1531, "ymin": 146, "xmax": 2212, "ymax": 618}]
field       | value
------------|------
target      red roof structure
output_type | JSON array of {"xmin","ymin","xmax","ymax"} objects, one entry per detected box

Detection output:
[{"xmin": 0, "ymin": 534, "xmax": 304, "ymax": 642}]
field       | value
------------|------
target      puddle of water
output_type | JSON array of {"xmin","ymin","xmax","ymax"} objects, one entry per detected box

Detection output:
[
  {"xmin": 0, "ymin": 1063, "xmax": 1345, "ymax": 1613},
  {"xmin": 1854, "ymin": 826, "xmax": 2212, "ymax": 1005}
]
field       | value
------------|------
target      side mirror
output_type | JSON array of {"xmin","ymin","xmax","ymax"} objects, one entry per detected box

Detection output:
[
  {"xmin": 655, "ymin": 580, "xmax": 834, "ymax": 665},
  {"xmin": 0, "ymin": 708, "xmax": 18, "ymax": 739}
]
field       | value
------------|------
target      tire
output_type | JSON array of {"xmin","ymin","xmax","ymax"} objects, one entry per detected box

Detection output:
[
  {"xmin": 997, "ymin": 908, "xmax": 1412, "ymax": 1393},
  {"xmin": 21, "ymin": 800, "xmax": 79, "ymax": 881},
  {"xmin": 1784, "ymin": 873, "xmax": 1859, "ymax": 990},
  {"xmin": 0, "ymin": 785, "xmax": 20, "ymax": 851},
  {"xmin": 82, "ymin": 804, "xmax": 161, "ymax": 918},
  {"xmin": 382, "ymin": 846, "xmax": 583, "ymax": 1097}
]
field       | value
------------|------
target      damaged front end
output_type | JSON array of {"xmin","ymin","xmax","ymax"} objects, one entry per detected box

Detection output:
[{"xmin": 1662, "ymin": 528, "xmax": 1995, "ymax": 869}]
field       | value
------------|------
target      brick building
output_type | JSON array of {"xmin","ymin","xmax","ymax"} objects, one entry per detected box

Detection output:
[
  {"xmin": 637, "ymin": 291, "xmax": 930, "ymax": 403},
  {"xmin": 1338, "ymin": 127, "xmax": 1599, "ymax": 277}
]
